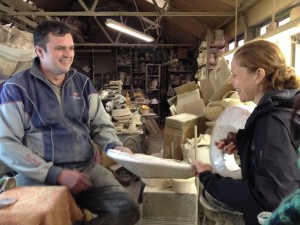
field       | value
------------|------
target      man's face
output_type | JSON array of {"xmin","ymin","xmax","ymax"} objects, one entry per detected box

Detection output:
[{"xmin": 35, "ymin": 33, "xmax": 74, "ymax": 77}]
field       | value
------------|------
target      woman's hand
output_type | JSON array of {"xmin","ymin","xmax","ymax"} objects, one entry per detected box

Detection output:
[
  {"xmin": 193, "ymin": 161, "xmax": 213, "ymax": 175},
  {"xmin": 215, "ymin": 132, "xmax": 238, "ymax": 155}
]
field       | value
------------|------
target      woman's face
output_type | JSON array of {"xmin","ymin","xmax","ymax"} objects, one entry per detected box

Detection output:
[{"xmin": 229, "ymin": 58, "xmax": 261, "ymax": 104}]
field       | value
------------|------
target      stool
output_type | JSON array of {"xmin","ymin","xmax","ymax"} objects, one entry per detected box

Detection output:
[{"xmin": 199, "ymin": 192, "xmax": 245, "ymax": 225}]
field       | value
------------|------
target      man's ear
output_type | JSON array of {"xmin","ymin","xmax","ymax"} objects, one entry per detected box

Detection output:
[
  {"xmin": 35, "ymin": 46, "xmax": 44, "ymax": 58},
  {"xmin": 255, "ymin": 68, "xmax": 266, "ymax": 85}
]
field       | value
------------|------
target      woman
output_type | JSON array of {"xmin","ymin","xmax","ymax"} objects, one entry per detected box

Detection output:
[
  {"xmin": 194, "ymin": 39, "xmax": 300, "ymax": 225},
  {"xmin": 262, "ymin": 96, "xmax": 300, "ymax": 225}
]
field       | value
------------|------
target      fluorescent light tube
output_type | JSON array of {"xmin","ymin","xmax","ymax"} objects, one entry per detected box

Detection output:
[{"xmin": 105, "ymin": 19, "xmax": 154, "ymax": 42}]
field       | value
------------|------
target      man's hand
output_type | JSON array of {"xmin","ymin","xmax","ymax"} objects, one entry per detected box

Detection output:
[
  {"xmin": 113, "ymin": 146, "xmax": 133, "ymax": 154},
  {"xmin": 57, "ymin": 169, "xmax": 92, "ymax": 194}
]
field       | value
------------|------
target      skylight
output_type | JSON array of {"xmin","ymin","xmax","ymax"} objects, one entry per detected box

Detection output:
[
  {"xmin": 145, "ymin": 0, "xmax": 167, "ymax": 9},
  {"xmin": 22, "ymin": 0, "xmax": 34, "ymax": 4}
]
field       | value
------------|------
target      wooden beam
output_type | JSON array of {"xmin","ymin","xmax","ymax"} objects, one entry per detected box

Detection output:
[{"xmin": 1, "ymin": 11, "xmax": 235, "ymax": 17}]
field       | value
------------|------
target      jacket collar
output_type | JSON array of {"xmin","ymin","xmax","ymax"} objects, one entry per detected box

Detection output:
[
  {"xmin": 245, "ymin": 89, "xmax": 300, "ymax": 128},
  {"xmin": 257, "ymin": 89, "xmax": 299, "ymax": 109},
  {"xmin": 30, "ymin": 57, "xmax": 76, "ymax": 81}
]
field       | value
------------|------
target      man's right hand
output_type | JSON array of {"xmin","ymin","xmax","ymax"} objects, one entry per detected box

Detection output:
[{"xmin": 57, "ymin": 169, "xmax": 92, "ymax": 194}]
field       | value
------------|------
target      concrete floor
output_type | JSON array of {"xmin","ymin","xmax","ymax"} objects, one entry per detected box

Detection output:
[{"xmin": 145, "ymin": 128, "xmax": 165, "ymax": 155}]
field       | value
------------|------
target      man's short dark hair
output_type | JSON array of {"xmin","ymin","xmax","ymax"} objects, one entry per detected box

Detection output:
[{"xmin": 33, "ymin": 20, "xmax": 74, "ymax": 50}]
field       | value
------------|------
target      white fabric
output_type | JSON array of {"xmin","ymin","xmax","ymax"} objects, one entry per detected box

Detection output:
[
  {"xmin": 0, "ymin": 25, "xmax": 35, "ymax": 77},
  {"xmin": 210, "ymin": 105, "xmax": 253, "ymax": 179}
]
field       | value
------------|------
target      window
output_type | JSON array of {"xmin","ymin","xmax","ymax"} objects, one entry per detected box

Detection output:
[
  {"xmin": 228, "ymin": 41, "xmax": 235, "ymax": 51},
  {"xmin": 228, "ymin": 38, "xmax": 244, "ymax": 51},
  {"xmin": 238, "ymin": 39, "xmax": 244, "ymax": 47},
  {"xmin": 259, "ymin": 17, "xmax": 298, "ymax": 67},
  {"xmin": 293, "ymin": 38, "xmax": 300, "ymax": 75},
  {"xmin": 22, "ymin": 0, "xmax": 34, "ymax": 4},
  {"xmin": 145, "ymin": 0, "xmax": 168, "ymax": 9},
  {"xmin": 278, "ymin": 17, "xmax": 290, "ymax": 26},
  {"xmin": 260, "ymin": 24, "xmax": 269, "ymax": 36},
  {"xmin": 261, "ymin": 17, "xmax": 290, "ymax": 36}
]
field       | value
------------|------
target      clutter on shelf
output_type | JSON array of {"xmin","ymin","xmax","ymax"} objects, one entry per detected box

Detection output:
[
  {"xmin": 99, "ymin": 80, "xmax": 123, "ymax": 100},
  {"xmin": 195, "ymin": 29, "xmax": 226, "ymax": 81}
]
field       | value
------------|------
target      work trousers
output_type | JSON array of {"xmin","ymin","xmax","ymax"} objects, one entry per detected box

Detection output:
[{"xmin": 16, "ymin": 162, "xmax": 141, "ymax": 225}]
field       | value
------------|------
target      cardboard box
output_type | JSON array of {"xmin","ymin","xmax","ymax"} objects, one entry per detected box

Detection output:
[
  {"xmin": 169, "ymin": 81, "xmax": 206, "ymax": 117},
  {"xmin": 163, "ymin": 113, "xmax": 207, "ymax": 160},
  {"xmin": 174, "ymin": 81, "xmax": 198, "ymax": 95},
  {"xmin": 167, "ymin": 95, "xmax": 177, "ymax": 106},
  {"xmin": 208, "ymin": 77, "xmax": 235, "ymax": 102},
  {"xmin": 176, "ymin": 89, "xmax": 200, "ymax": 105},
  {"xmin": 169, "ymin": 104, "xmax": 177, "ymax": 115},
  {"xmin": 176, "ymin": 98, "xmax": 205, "ymax": 116},
  {"xmin": 199, "ymin": 78, "xmax": 214, "ymax": 105},
  {"xmin": 208, "ymin": 57, "xmax": 231, "ymax": 91}
]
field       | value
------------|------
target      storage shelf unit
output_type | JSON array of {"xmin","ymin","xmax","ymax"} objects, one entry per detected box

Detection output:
[
  {"xmin": 198, "ymin": 44, "xmax": 225, "ymax": 79},
  {"xmin": 116, "ymin": 47, "xmax": 132, "ymax": 90},
  {"xmin": 197, "ymin": 29, "xmax": 226, "ymax": 80},
  {"xmin": 131, "ymin": 47, "xmax": 167, "ymax": 90},
  {"xmin": 146, "ymin": 64, "xmax": 161, "ymax": 117},
  {"xmin": 166, "ymin": 57, "xmax": 194, "ymax": 97}
]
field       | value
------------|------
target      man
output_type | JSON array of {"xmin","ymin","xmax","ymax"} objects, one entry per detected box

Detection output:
[{"xmin": 0, "ymin": 20, "xmax": 140, "ymax": 225}]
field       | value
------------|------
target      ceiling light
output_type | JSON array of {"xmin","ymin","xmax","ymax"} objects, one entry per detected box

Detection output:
[{"xmin": 105, "ymin": 19, "xmax": 154, "ymax": 42}]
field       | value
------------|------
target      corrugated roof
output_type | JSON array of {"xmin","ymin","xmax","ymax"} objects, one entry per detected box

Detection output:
[{"xmin": 1, "ymin": 0, "xmax": 258, "ymax": 47}]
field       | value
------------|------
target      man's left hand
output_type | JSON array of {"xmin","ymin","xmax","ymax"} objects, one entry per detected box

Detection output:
[{"xmin": 113, "ymin": 146, "xmax": 133, "ymax": 154}]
